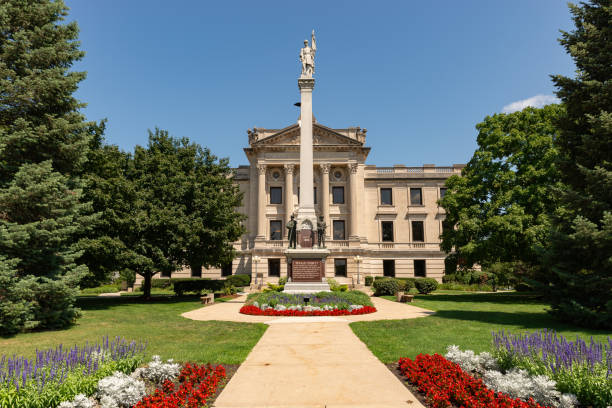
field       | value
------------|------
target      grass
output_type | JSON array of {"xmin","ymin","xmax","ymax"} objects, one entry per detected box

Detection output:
[
  {"xmin": 0, "ymin": 295, "xmax": 267, "ymax": 364},
  {"xmin": 350, "ymin": 292, "xmax": 612, "ymax": 363}
]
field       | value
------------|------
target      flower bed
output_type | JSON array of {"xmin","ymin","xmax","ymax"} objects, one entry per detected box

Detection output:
[
  {"xmin": 134, "ymin": 362, "xmax": 226, "ymax": 408},
  {"xmin": 242, "ymin": 290, "xmax": 376, "ymax": 316},
  {"xmin": 492, "ymin": 329, "xmax": 612, "ymax": 407},
  {"xmin": 398, "ymin": 353, "xmax": 548, "ymax": 408},
  {"xmin": 0, "ymin": 336, "xmax": 146, "ymax": 408},
  {"xmin": 240, "ymin": 304, "xmax": 377, "ymax": 316}
]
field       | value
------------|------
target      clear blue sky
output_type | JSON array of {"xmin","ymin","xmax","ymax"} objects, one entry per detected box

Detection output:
[{"xmin": 65, "ymin": 1, "xmax": 574, "ymax": 167}]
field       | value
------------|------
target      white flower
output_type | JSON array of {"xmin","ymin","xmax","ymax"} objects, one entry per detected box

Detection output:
[
  {"xmin": 97, "ymin": 371, "xmax": 146, "ymax": 407},
  {"xmin": 57, "ymin": 394, "xmax": 94, "ymax": 408},
  {"xmin": 136, "ymin": 355, "xmax": 180, "ymax": 384}
]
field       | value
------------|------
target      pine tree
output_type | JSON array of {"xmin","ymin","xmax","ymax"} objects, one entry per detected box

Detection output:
[
  {"xmin": 543, "ymin": 0, "xmax": 612, "ymax": 328},
  {"xmin": 0, "ymin": 0, "xmax": 98, "ymax": 332}
]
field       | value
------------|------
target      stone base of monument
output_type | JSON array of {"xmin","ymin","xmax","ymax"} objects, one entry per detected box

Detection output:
[
  {"xmin": 284, "ymin": 248, "xmax": 331, "ymax": 294},
  {"xmin": 283, "ymin": 281, "xmax": 331, "ymax": 294}
]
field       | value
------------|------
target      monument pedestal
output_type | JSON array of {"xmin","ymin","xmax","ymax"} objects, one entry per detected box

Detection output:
[{"xmin": 283, "ymin": 248, "xmax": 331, "ymax": 294}]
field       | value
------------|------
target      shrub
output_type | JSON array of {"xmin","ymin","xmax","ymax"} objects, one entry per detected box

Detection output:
[
  {"xmin": 514, "ymin": 282, "xmax": 533, "ymax": 292},
  {"xmin": 442, "ymin": 273, "xmax": 456, "ymax": 283},
  {"xmin": 172, "ymin": 278, "xmax": 225, "ymax": 295},
  {"xmin": 365, "ymin": 276, "xmax": 373, "ymax": 286},
  {"xmin": 399, "ymin": 278, "xmax": 416, "ymax": 291},
  {"xmin": 224, "ymin": 274, "xmax": 251, "ymax": 287},
  {"xmin": 373, "ymin": 278, "xmax": 400, "ymax": 296},
  {"xmin": 31, "ymin": 278, "xmax": 82, "ymax": 329},
  {"xmin": 79, "ymin": 284, "xmax": 122, "ymax": 295},
  {"xmin": 414, "ymin": 278, "xmax": 438, "ymax": 294},
  {"xmin": 327, "ymin": 278, "xmax": 347, "ymax": 292},
  {"xmin": 222, "ymin": 285, "xmax": 237, "ymax": 295},
  {"xmin": 150, "ymin": 279, "xmax": 172, "ymax": 289}
]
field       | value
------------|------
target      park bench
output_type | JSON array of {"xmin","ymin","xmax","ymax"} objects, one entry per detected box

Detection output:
[
  {"xmin": 200, "ymin": 293, "xmax": 214, "ymax": 305},
  {"xmin": 396, "ymin": 292, "xmax": 414, "ymax": 303}
]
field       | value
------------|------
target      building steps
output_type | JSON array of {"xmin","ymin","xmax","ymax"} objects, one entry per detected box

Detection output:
[{"xmin": 283, "ymin": 282, "xmax": 331, "ymax": 294}]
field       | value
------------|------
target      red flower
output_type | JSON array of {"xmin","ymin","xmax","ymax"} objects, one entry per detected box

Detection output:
[
  {"xmin": 134, "ymin": 363, "xmax": 226, "ymax": 408},
  {"xmin": 239, "ymin": 305, "xmax": 377, "ymax": 316},
  {"xmin": 397, "ymin": 354, "xmax": 551, "ymax": 408}
]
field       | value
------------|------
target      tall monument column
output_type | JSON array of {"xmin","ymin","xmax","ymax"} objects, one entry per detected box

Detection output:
[
  {"xmin": 296, "ymin": 77, "xmax": 317, "ymax": 237},
  {"xmin": 282, "ymin": 30, "xmax": 330, "ymax": 293}
]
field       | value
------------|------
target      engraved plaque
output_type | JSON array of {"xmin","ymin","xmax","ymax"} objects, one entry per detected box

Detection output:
[{"xmin": 291, "ymin": 259, "xmax": 322, "ymax": 282}]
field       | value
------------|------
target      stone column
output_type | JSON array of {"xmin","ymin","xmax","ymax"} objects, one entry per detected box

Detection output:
[
  {"xmin": 320, "ymin": 163, "xmax": 330, "ymax": 237},
  {"xmin": 284, "ymin": 164, "xmax": 295, "ymax": 229},
  {"xmin": 256, "ymin": 163, "xmax": 266, "ymax": 239},
  {"xmin": 349, "ymin": 162, "xmax": 359, "ymax": 238},
  {"xmin": 297, "ymin": 78, "xmax": 317, "ymax": 231},
  {"xmin": 248, "ymin": 161, "xmax": 258, "ymax": 243}
]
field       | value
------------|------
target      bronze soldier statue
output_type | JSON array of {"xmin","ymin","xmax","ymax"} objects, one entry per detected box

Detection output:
[
  {"xmin": 317, "ymin": 216, "xmax": 326, "ymax": 248},
  {"xmin": 287, "ymin": 215, "xmax": 297, "ymax": 249}
]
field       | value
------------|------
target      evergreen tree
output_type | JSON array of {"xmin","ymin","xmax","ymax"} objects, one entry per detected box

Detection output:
[
  {"xmin": 0, "ymin": 0, "xmax": 98, "ymax": 332},
  {"xmin": 439, "ymin": 105, "xmax": 563, "ymax": 286},
  {"xmin": 542, "ymin": 0, "xmax": 612, "ymax": 328}
]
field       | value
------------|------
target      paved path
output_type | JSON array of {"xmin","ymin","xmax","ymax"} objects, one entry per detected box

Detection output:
[{"xmin": 182, "ymin": 296, "xmax": 432, "ymax": 408}]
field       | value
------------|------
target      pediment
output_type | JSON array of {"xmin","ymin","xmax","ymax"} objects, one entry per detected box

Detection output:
[{"xmin": 251, "ymin": 123, "xmax": 363, "ymax": 147}]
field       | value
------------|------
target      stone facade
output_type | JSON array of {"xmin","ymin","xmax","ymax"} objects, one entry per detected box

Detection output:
[{"xmin": 152, "ymin": 119, "xmax": 464, "ymax": 285}]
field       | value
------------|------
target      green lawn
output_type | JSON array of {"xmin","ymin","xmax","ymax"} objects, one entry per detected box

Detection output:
[
  {"xmin": 350, "ymin": 292, "xmax": 612, "ymax": 363},
  {"xmin": 0, "ymin": 296, "xmax": 267, "ymax": 364}
]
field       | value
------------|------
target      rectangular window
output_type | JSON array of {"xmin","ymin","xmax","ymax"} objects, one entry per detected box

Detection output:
[
  {"xmin": 332, "ymin": 186, "xmax": 345, "ymax": 204},
  {"xmin": 333, "ymin": 220, "xmax": 346, "ymax": 240},
  {"xmin": 381, "ymin": 221, "xmax": 394, "ymax": 242},
  {"xmin": 414, "ymin": 260, "xmax": 426, "ymax": 277},
  {"xmin": 334, "ymin": 258, "xmax": 347, "ymax": 277},
  {"xmin": 270, "ymin": 186, "xmax": 282, "ymax": 204},
  {"xmin": 410, "ymin": 188, "xmax": 423, "ymax": 205},
  {"xmin": 270, "ymin": 220, "xmax": 282, "ymax": 240},
  {"xmin": 160, "ymin": 270, "xmax": 172, "ymax": 278},
  {"xmin": 191, "ymin": 266, "xmax": 202, "ymax": 278},
  {"xmin": 412, "ymin": 221, "xmax": 424, "ymax": 242},
  {"xmin": 383, "ymin": 260, "xmax": 395, "ymax": 277},
  {"xmin": 221, "ymin": 263, "xmax": 232, "ymax": 277},
  {"xmin": 268, "ymin": 258, "xmax": 280, "ymax": 277},
  {"xmin": 380, "ymin": 188, "xmax": 393, "ymax": 205},
  {"xmin": 439, "ymin": 187, "xmax": 447, "ymax": 199}
]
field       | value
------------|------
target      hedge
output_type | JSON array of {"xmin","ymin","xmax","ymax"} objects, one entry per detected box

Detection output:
[
  {"xmin": 373, "ymin": 278, "xmax": 400, "ymax": 296},
  {"xmin": 365, "ymin": 276, "xmax": 373, "ymax": 286},
  {"xmin": 414, "ymin": 277, "xmax": 438, "ymax": 294},
  {"xmin": 171, "ymin": 275, "xmax": 251, "ymax": 296}
]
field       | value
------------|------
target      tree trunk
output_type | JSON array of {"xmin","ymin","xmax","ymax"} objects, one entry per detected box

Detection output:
[{"xmin": 142, "ymin": 272, "xmax": 152, "ymax": 299}]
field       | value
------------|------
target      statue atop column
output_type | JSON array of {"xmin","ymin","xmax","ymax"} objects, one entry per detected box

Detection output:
[{"xmin": 299, "ymin": 30, "xmax": 317, "ymax": 78}]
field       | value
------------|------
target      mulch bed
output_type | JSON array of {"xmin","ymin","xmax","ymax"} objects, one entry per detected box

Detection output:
[{"xmin": 386, "ymin": 362, "xmax": 432, "ymax": 408}]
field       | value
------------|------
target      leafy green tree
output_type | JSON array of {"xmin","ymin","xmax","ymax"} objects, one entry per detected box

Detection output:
[
  {"xmin": 80, "ymin": 129, "xmax": 245, "ymax": 298},
  {"xmin": 0, "ymin": 0, "xmax": 99, "ymax": 332},
  {"xmin": 542, "ymin": 0, "xmax": 612, "ymax": 328},
  {"xmin": 439, "ymin": 105, "xmax": 564, "ymax": 282}
]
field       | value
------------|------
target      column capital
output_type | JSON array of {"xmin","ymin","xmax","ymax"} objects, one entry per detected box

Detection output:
[
  {"xmin": 283, "ymin": 163, "xmax": 296, "ymax": 174},
  {"xmin": 320, "ymin": 163, "xmax": 331, "ymax": 174},
  {"xmin": 298, "ymin": 78, "xmax": 315, "ymax": 90},
  {"xmin": 256, "ymin": 163, "xmax": 267, "ymax": 175},
  {"xmin": 349, "ymin": 162, "xmax": 359, "ymax": 174}
]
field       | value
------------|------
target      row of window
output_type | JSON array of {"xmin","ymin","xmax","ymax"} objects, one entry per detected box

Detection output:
[
  {"xmin": 270, "ymin": 219, "xmax": 427, "ymax": 242},
  {"xmin": 173, "ymin": 258, "xmax": 428, "ymax": 278},
  {"xmin": 270, "ymin": 186, "xmax": 446, "ymax": 206},
  {"xmin": 270, "ymin": 186, "xmax": 345, "ymax": 204},
  {"xmin": 265, "ymin": 258, "xmax": 427, "ymax": 278},
  {"xmin": 380, "ymin": 187, "xmax": 446, "ymax": 206}
]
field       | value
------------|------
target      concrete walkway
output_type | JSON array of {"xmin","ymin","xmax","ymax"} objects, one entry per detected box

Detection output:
[{"xmin": 182, "ymin": 295, "xmax": 432, "ymax": 408}]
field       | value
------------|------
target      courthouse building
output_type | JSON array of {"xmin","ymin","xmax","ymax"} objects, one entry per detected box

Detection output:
[{"xmin": 163, "ymin": 119, "xmax": 463, "ymax": 284}]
